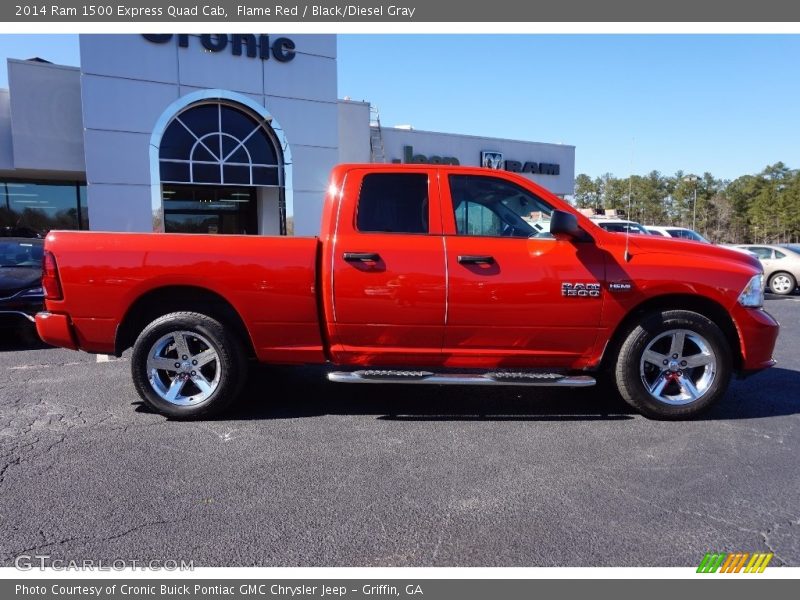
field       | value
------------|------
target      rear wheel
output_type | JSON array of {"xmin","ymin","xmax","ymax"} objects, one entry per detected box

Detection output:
[
  {"xmin": 131, "ymin": 311, "xmax": 247, "ymax": 419},
  {"xmin": 614, "ymin": 310, "xmax": 732, "ymax": 420},
  {"xmin": 768, "ymin": 272, "xmax": 796, "ymax": 295}
]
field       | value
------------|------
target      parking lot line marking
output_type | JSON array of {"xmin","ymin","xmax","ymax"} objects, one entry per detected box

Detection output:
[
  {"xmin": 96, "ymin": 354, "xmax": 110, "ymax": 363},
  {"xmin": 8, "ymin": 361, "xmax": 86, "ymax": 370}
]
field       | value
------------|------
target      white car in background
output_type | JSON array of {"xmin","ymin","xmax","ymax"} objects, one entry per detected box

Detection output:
[
  {"xmin": 645, "ymin": 226, "xmax": 710, "ymax": 243},
  {"xmin": 589, "ymin": 217, "xmax": 652, "ymax": 235}
]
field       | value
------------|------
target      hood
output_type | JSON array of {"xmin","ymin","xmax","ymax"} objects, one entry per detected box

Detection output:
[
  {"xmin": 0, "ymin": 266, "xmax": 42, "ymax": 295},
  {"xmin": 625, "ymin": 236, "xmax": 762, "ymax": 271}
]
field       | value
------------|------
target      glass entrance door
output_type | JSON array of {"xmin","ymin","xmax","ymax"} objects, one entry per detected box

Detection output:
[{"xmin": 162, "ymin": 184, "xmax": 257, "ymax": 235}]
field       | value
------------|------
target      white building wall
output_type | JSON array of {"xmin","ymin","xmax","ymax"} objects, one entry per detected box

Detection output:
[
  {"xmin": 6, "ymin": 59, "xmax": 84, "ymax": 174},
  {"xmin": 78, "ymin": 34, "xmax": 338, "ymax": 235},
  {"xmin": 337, "ymin": 100, "xmax": 371, "ymax": 164}
]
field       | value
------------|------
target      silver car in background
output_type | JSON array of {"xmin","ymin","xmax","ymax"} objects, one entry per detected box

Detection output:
[{"xmin": 734, "ymin": 244, "xmax": 800, "ymax": 295}]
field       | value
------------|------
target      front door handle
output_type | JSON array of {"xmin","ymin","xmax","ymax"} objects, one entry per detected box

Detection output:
[
  {"xmin": 457, "ymin": 255, "xmax": 495, "ymax": 265},
  {"xmin": 343, "ymin": 252, "xmax": 381, "ymax": 262}
]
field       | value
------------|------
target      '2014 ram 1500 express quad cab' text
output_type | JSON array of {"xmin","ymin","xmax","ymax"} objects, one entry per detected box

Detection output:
[{"xmin": 35, "ymin": 165, "xmax": 779, "ymax": 420}]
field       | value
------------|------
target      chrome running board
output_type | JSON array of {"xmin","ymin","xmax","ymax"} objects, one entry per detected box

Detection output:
[{"xmin": 327, "ymin": 370, "xmax": 596, "ymax": 387}]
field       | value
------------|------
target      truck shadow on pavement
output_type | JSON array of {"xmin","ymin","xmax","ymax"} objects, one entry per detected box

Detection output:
[
  {"xmin": 0, "ymin": 327, "xmax": 51, "ymax": 351},
  {"xmin": 237, "ymin": 366, "xmax": 637, "ymax": 422},
  {"xmin": 139, "ymin": 364, "xmax": 798, "ymax": 422}
]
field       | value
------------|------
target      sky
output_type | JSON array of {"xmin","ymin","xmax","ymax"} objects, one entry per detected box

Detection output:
[{"xmin": 1, "ymin": 34, "xmax": 798, "ymax": 181}]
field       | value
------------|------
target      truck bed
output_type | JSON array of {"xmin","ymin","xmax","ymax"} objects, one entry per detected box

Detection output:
[{"xmin": 43, "ymin": 231, "xmax": 325, "ymax": 363}]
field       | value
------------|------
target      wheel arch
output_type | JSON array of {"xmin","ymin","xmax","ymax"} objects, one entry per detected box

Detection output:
[
  {"xmin": 115, "ymin": 285, "xmax": 255, "ymax": 358},
  {"xmin": 599, "ymin": 294, "xmax": 743, "ymax": 373}
]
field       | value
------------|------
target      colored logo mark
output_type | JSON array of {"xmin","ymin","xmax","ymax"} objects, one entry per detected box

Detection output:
[{"xmin": 697, "ymin": 552, "xmax": 773, "ymax": 573}]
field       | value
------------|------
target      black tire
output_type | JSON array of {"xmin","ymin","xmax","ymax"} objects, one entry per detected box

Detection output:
[
  {"xmin": 130, "ymin": 311, "xmax": 247, "ymax": 419},
  {"xmin": 614, "ymin": 310, "xmax": 732, "ymax": 420},
  {"xmin": 768, "ymin": 271, "xmax": 796, "ymax": 295}
]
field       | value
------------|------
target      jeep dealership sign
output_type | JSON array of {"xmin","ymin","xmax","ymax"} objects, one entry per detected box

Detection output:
[{"xmin": 390, "ymin": 145, "xmax": 559, "ymax": 175}]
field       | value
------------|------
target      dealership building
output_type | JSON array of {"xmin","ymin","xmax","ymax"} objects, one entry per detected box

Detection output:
[{"xmin": 0, "ymin": 34, "xmax": 575, "ymax": 236}]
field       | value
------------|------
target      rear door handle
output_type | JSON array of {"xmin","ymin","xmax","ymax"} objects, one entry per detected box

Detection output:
[
  {"xmin": 457, "ymin": 255, "xmax": 495, "ymax": 265},
  {"xmin": 343, "ymin": 252, "xmax": 381, "ymax": 262}
]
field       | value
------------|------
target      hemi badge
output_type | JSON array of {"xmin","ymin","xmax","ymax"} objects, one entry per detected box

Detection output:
[{"xmin": 609, "ymin": 282, "xmax": 633, "ymax": 292}]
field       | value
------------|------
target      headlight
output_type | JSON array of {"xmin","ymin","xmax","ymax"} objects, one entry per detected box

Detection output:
[
  {"xmin": 738, "ymin": 273, "xmax": 764, "ymax": 308},
  {"xmin": 19, "ymin": 286, "xmax": 44, "ymax": 298}
]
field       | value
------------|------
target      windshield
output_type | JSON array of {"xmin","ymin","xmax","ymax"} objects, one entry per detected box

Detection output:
[{"xmin": 0, "ymin": 240, "xmax": 44, "ymax": 267}]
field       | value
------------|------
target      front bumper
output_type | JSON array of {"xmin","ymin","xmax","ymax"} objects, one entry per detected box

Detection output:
[
  {"xmin": 731, "ymin": 305, "xmax": 780, "ymax": 372},
  {"xmin": 34, "ymin": 312, "xmax": 78, "ymax": 350}
]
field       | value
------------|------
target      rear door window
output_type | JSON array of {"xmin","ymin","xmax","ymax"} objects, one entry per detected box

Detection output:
[{"xmin": 356, "ymin": 173, "xmax": 429, "ymax": 234}]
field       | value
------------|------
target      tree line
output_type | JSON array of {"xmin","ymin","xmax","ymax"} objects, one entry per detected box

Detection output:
[{"xmin": 571, "ymin": 162, "xmax": 800, "ymax": 244}]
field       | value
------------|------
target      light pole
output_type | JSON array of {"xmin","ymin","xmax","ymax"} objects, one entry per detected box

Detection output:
[{"xmin": 683, "ymin": 175, "xmax": 699, "ymax": 231}]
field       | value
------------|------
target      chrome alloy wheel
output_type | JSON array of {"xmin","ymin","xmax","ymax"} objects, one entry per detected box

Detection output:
[
  {"xmin": 146, "ymin": 330, "xmax": 221, "ymax": 406},
  {"xmin": 639, "ymin": 329, "xmax": 717, "ymax": 406},
  {"xmin": 770, "ymin": 273, "xmax": 794, "ymax": 294}
]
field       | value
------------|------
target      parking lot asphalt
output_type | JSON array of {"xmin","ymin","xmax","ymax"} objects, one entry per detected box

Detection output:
[{"xmin": 1, "ymin": 296, "xmax": 798, "ymax": 568}]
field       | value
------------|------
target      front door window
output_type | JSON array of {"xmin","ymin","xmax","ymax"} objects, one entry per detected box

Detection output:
[{"xmin": 449, "ymin": 174, "xmax": 554, "ymax": 239}]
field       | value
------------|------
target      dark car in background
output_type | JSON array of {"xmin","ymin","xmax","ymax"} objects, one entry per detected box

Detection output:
[
  {"xmin": 1, "ymin": 226, "xmax": 44, "ymax": 239},
  {"xmin": 0, "ymin": 237, "xmax": 45, "ymax": 330}
]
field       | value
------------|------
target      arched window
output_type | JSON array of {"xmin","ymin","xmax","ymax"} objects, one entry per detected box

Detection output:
[{"xmin": 159, "ymin": 102, "xmax": 282, "ymax": 187}]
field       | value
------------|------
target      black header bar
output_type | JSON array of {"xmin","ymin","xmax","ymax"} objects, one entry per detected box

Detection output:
[{"xmin": 5, "ymin": 1, "xmax": 800, "ymax": 22}]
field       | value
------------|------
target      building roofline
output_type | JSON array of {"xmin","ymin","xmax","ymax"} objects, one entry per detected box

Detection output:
[
  {"xmin": 378, "ymin": 125, "xmax": 575, "ymax": 150},
  {"xmin": 7, "ymin": 58, "xmax": 80, "ymax": 73},
  {"xmin": 338, "ymin": 98, "xmax": 370, "ymax": 106}
]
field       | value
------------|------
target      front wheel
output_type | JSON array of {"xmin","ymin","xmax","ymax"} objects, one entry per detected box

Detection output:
[
  {"xmin": 768, "ymin": 272, "xmax": 796, "ymax": 295},
  {"xmin": 614, "ymin": 310, "xmax": 732, "ymax": 420},
  {"xmin": 131, "ymin": 311, "xmax": 247, "ymax": 419}
]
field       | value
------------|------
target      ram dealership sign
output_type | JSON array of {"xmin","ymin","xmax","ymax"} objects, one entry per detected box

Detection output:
[{"xmin": 482, "ymin": 151, "xmax": 560, "ymax": 175}]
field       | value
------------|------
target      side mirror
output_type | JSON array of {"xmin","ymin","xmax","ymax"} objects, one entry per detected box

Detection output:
[{"xmin": 549, "ymin": 210, "xmax": 582, "ymax": 240}]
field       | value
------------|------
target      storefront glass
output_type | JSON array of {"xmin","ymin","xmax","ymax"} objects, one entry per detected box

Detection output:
[
  {"xmin": 162, "ymin": 184, "xmax": 257, "ymax": 235},
  {"xmin": 0, "ymin": 181, "xmax": 88, "ymax": 235}
]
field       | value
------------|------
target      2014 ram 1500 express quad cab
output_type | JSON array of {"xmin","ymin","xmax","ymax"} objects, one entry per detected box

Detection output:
[{"xmin": 35, "ymin": 165, "xmax": 779, "ymax": 420}]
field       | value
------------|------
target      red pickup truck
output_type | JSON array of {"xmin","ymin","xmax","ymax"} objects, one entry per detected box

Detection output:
[{"xmin": 36, "ymin": 164, "xmax": 778, "ymax": 420}]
